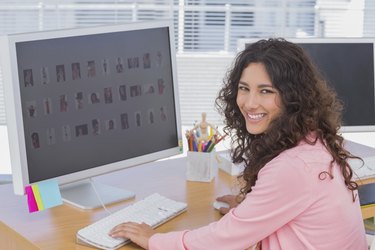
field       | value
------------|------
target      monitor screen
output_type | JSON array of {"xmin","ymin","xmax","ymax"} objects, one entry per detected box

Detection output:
[
  {"xmin": 0, "ymin": 21, "xmax": 182, "ymax": 204},
  {"xmin": 237, "ymin": 38, "xmax": 375, "ymax": 132}
]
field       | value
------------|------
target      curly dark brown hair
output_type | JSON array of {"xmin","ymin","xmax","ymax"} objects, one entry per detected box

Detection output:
[{"xmin": 215, "ymin": 38, "xmax": 360, "ymax": 198}]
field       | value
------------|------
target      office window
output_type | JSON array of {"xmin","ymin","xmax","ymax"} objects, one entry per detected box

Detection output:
[
  {"xmin": 0, "ymin": 0, "xmax": 374, "ymax": 125},
  {"xmin": 364, "ymin": 0, "xmax": 375, "ymax": 36}
]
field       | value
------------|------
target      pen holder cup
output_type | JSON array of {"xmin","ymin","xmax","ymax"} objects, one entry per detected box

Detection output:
[{"xmin": 186, "ymin": 151, "xmax": 218, "ymax": 182}]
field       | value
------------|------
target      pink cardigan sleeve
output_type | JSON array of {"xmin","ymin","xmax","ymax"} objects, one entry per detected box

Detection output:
[{"xmin": 149, "ymin": 155, "xmax": 314, "ymax": 250}]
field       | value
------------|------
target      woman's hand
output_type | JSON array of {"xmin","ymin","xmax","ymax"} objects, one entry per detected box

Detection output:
[
  {"xmin": 109, "ymin": 222, "xmax": 156, "ymax": 249},
  {"xmin": 216, "ymin": 194, "xmax": 244, "ymax": 215}
]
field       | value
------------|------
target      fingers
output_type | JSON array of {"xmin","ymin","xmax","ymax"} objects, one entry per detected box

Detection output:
[
  {"xmin": 216, "ymin": 195, "xmax": 237, "ymax": 206},
  {"xmin": 219, "ymin": 207, "xmax": 230, "ymax": 215},
  {"xmin": 216, "ymin": 195, "xmax": 233, "ymax": 203},
  {"xmin": 216, "ymin": 194, "xmax": 243, "ymax": 211},
  {"xmin": 109, "ymin": 222, "xmax": 132, "ymax": 238},
  {"xmin": 109, "ymin": 222, "xmax": 150, "ymax": 238},
  {"xmin": 109, "ymin": 222, "xmax": 155, "ymax": 249}
]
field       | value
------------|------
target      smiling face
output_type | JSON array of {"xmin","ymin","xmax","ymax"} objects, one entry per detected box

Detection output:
[{"xmin": 236, "ymin": 63, "xmax": 282, "ymax": 135}]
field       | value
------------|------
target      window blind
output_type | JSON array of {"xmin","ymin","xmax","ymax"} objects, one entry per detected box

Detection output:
[{"xmin": 0, "ymin": 0, "xmax": 374, "ymax": 125}]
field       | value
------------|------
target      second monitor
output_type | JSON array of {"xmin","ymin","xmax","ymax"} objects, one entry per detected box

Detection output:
[{"xmin": 238, "ymin": 38, "xmax": 375, "ymax": 132}]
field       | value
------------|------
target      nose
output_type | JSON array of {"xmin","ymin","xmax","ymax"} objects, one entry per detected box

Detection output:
[{"xmin": 244, "ymin": 91, "xmax": 259, "ymax": 109}]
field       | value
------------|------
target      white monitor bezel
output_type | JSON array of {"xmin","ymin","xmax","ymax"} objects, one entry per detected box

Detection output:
[
  {"xmin": 237, "ymin": 37, "xmax": 375, "ymax": 133},
  {"xmin": 0, "ymin": 20, "xmax": 183, "ymax": 195}
]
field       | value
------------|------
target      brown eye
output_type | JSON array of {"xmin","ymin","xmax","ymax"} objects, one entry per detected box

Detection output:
[
  {"xmin": 238, "ymin": 85, "xmax": 249, "ymax": 91},
  {"xmin": 260, "ymin": 89, "xmax": 274, "ymax": 94}
]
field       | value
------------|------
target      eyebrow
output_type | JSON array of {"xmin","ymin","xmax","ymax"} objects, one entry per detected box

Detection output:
[{"xmin": 238, "ymin": 81, "xmax": 274, "ymax": 88}]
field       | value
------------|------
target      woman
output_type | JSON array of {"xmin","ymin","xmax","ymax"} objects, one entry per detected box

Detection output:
[{"xmin": 109, "ymin": 38, "xmax": 367, "ymax": 249}]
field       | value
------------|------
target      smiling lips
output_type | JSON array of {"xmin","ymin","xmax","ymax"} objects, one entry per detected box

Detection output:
[{"xmin": 247, "ymin": 112, "xmax": 266, "ymax": 121}]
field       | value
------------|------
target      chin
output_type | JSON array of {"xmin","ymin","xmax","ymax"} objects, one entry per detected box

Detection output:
[
  {"xmin": 245, "ymin": 118, "xmax": 271, "ymax": 135},
  {"xmin": 246, "ymin": 126, "xmax": 265, "ymax": 135}
]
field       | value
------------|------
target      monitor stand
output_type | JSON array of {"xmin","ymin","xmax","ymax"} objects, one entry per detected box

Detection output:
[{"xmin": 60, "ymin": 179, "xmax": 135, "ymax": 209}]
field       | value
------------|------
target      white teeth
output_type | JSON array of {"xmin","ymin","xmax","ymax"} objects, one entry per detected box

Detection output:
[{"xmin": 247, "ymin": 113, "xmax": 265, "ymax": 119}]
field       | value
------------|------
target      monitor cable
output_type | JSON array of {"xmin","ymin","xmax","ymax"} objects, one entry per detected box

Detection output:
[{"xmin": 89, "ymin": 178, "xmax": 112, "ymax": 215}]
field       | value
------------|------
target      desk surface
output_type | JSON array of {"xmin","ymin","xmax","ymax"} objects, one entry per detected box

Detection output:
[
  {"xmin": 0, "ymin": 156, "xmax": 238, "ymax": 250},
  {"xmin": 1, "ymin": 154, "xmax": 375, "ymax": 250}
]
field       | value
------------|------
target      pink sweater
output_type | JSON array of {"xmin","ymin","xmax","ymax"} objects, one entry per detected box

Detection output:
[{"xmin": 149, "ymin": 139, "xmax": 367, "ymax": 249}]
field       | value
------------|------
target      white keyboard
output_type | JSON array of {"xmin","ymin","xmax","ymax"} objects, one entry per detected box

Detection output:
[{"xmin": 76, "ymin": 193, "xmax": 187, "ymax": 250}]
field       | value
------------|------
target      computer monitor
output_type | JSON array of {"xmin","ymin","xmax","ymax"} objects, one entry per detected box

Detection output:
[
  {"xmin": 0, "ymin": 20, "xmax": 182, "ymax": 209},
  {"xmin": 237, "ymin": 38, "xmax": 375, "ymax": 132}
]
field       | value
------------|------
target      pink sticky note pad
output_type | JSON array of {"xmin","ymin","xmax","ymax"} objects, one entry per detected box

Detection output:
[{"xmin": 25, "ymin": 186, "xmax": 38, "ymax": 213}]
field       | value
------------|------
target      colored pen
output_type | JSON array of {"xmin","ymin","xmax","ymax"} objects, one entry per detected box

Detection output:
[
  {"xmin": 206, "ymin": 141, "xmax": 216, "ymax": 152},
  {"xmin": 215, "ymin": 134, "xmax": 226, "ymax": 144},
  {"xmin": 191, "ymin": 133, "xmax": 198, "ymax": 152}
]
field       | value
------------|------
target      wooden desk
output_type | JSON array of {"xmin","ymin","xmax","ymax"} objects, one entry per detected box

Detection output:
[
  {"xmin": 0, "ymin": 153, "xmax": 374, "ymax": 249},
  {"xmin": 0, "ymin": 156, "xmax": 238, "ymax": 250}
]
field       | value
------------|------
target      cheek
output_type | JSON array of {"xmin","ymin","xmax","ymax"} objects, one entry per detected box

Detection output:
[
  {"xmin": 272, "ymin": 96, "xmax": 283, "ymax": 116},
  {"xmin": 275, "ymin": 95, "xmax": 282, "ymax": 108},
  {"xmin": 236, "ymin": 94, "xmax": 242, "ymax": 107}
]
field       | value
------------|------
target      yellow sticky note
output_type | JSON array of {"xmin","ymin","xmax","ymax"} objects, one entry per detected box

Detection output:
[{"xmin": 31, "ymin": 184, "xmax": 45, "ymax": 211}]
